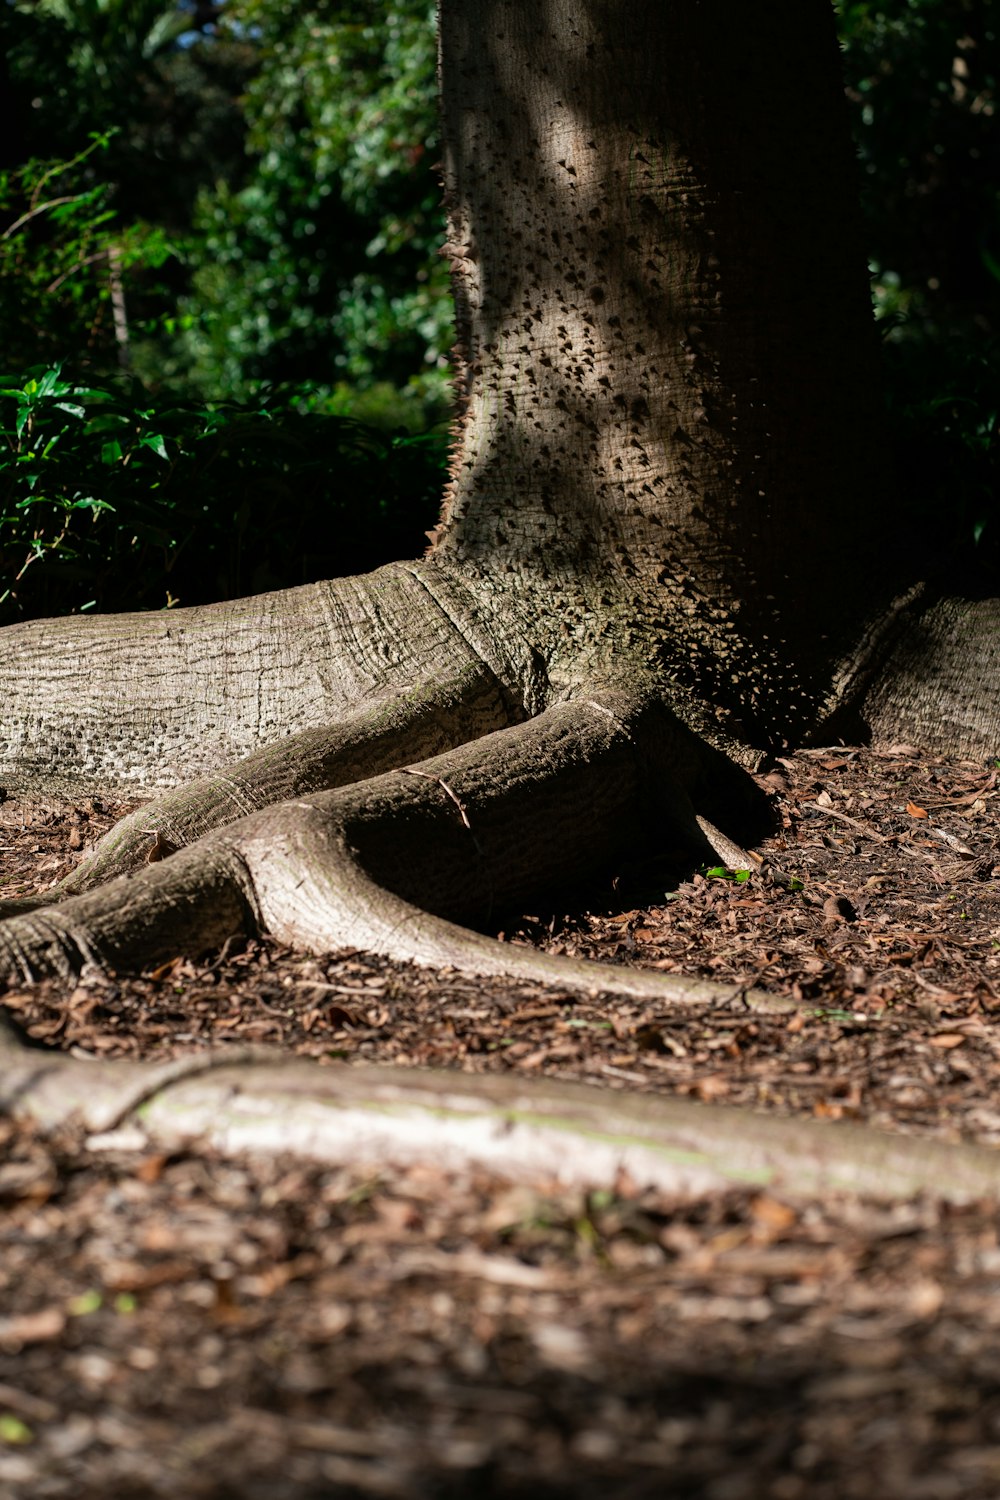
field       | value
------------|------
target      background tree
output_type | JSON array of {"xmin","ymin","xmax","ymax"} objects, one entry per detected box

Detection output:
[
  {"xmin": 840, "ymin": 0, "xmax": 998, "ymax": 335},
  {"xmin": 0, "ymin": 1, "xmax": 449, "ymax": 621},
  {"xmin": 5, "ymin": 0, "xmax": 996, "ymax": 432},
  {"xmin": 2, "ymin": 0, "xmax": 253, "ymax": 367},
  {"xmin": 173, "ymin": 0, "xmax": 453, "ymax": 426}
]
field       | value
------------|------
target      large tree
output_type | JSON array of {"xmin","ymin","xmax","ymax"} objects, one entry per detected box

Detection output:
[{"xmin": 0, "ymin": 0, "xmax": 996, "ymax": 1060}]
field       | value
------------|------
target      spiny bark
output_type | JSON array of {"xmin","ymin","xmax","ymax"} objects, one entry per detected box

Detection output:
[{"xmin": 435, "ymin": 0, "xmax": 896, "ymax": 747}]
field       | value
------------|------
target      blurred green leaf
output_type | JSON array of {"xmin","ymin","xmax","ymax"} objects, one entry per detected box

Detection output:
[
  {"xmin": 0, "ymin": 370, "xmax": 446, "ymax": 620},
  {"xmin": 139, "ymin": 432, "xmax": 169, "ymax": 460},
  {"xmin": 0, "ymin": 1413, "xmax": 33, "ymax": 1445}
]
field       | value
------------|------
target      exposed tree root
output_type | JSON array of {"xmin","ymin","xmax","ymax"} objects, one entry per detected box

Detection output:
[
  {"xmin": 1, "ymin": 583, "xmax": 994, "ymax": 1202},
  {"xmin": 3, "ymin": 0, "xmax": 998, "ymax": 1216},
  {"xmin": 54, "ymin": 660, "xmax": 518, "ymax": 896},
  {"xmin": 0, "ymin": 561, "xmax": 534, "ymax": 794},
  {"xmin": 4, "ymin": 1046, "xmax": 1000, "ymax": 1205},
  {"xmin": 0, "ymin": 688, "xmax": 784, "ymax": 1008},
  {"xmin": 864, "ymin": 590, "xmax": 1000, "ymax": 757},
  {"xmin": 2, "ymin": 645, "xmax": 996, "ymax": 1205}
]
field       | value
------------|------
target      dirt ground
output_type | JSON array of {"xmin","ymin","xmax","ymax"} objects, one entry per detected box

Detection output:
[{"xmin": 1, "ymin": 744, "xmax": 999, "ymax": 1498}]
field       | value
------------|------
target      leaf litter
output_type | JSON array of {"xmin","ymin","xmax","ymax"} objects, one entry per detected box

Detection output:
[{"xmin": 0, "ymin": 746, "xmax": 999, "ymax": 1497}]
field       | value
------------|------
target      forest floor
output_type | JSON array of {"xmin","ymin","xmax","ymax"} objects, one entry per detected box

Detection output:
[{"xmin": 0, "ymin": 743, "xmax": 999, "ymax": 1498}]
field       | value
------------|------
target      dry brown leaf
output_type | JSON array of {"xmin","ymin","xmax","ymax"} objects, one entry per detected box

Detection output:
[
  {"xmin": 930, "ymin": 827, "xmax": 974, "ymax": 857},
  {"xmin": 0, "ymin": 1158, "xmax": 57, "ymax": 1203},
  {"xmin": 905, "ymin": 1280, "xmax": 944, "ymax": 1319},
  {"xmin": 134, "ymin": 1153, "xmax": 170, "ymax": 1185},
  {"xmin": 148, "ymin": 956, "xmax": 183, "ymax": 982},
  {"xmin": 0, "ymin": 1307, "xmax": 66, "ymax": 1344},
  {"xmin": 0, "ymin": 991, "xmax": 31, "ymax": 1011},
  {"xmin": 906, "ymin": 802, "xmax": 928, "ymax": 819},
  {"xmin": 750, "ymin": 1195, "xmax": 797, "ymax": 1232},
  {"xmin": 693, "ymin": 1074, "xmax": 730, "ymax": 1101},
  {"xmin": 102, "ymin": 1258, "xmax": 198, "ymax": 1292},
  {"xmin": 144, "ymin": 830, "xmax": 176, "ymax": 864},
  {"xmin": 823, "ymin": 895, "xmax": 857, "ymax": 923}
]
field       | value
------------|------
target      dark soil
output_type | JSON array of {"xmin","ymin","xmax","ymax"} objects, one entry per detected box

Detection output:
[{"xmin": 1, "ymin": 745, "xmax": 999, "ymax": 1498}]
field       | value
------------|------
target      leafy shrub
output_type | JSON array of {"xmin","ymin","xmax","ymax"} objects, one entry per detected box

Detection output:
[
  {"xmin": 167, "ymin": 0, "xmax": 453, "ymax": 418},
  {"xmin": 882, "ymin": 333, "xmax": 999, "ymax": 564},
  {"xmin": 836, "ymin": 1, "xmax": 999, "ymax": 564},
  {"xmin": 0, "ymin": 134, "xmax": 174, "ymax": 376},
  {"xmin": 837, "ymin": 0, "xmax": 999, "ymax": 337},
  {"xmin": 0, "ymin": 366, "xmax": 448, "ymax": 623}
]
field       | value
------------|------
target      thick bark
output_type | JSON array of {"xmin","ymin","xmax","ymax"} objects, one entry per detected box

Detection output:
[
  {"xmin": 864, "ymin": 588, "xmax": 1000, "ymax": 756},
  {"xmin": 5, "ymin": 1051, "xmax": 999, "ymax": 1205},
  {"xmin": 435, "ymin": 0, "xmax": 897, "ymax": 747},
  {"xmin": 0, "ymin": 561, "xmax": 533, "ymax": 793}
]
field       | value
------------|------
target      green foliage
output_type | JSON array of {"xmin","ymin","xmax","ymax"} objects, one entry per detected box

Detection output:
[
  {"xmin": 171, "ymin": 0, "xmax": 453, "ymax": 421},
  {"xmin": 0, "ymin": 135, "xmax": 174, "ymax": 374},
  {"xmin": 6, "ymin": 0, "xmax": 252, "ymax": 205},
  {"xmin": 1, "ymin": 0, "xmax": 996, "ymax": 611},
  {"xmin": 0, "ymin": 1413, "xmax": 33, "ymax": 1445},
  {"xmin": 0, "ymin": 365, "xmax": 447, "ymax": 622},
  {"xmin": 837, "ymin": 0, "xmax": 998, "ymax": 332},
  {"xmin": 21, "ymin": 0, "xmax": 200, "ymax": 86},
  {"xmin": 3, "ymin": 1, "xmax": 447, "ymax": 414},
  {"xmin": 882, "ymin": 332, "xmax": 998, "ymax": 558},
  {"xmin": 836, "ymin": 0, "xmax": 999, "ymax": 559}
]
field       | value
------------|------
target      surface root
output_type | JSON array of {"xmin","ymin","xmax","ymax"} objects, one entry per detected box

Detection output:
[
  {"xmin": 0, "ymin": 688, "xmax": 783, "ymax": 1008},
  {"xmin": 3, "ymin": 1048, "xmax": 998, "ymax": 1204}
]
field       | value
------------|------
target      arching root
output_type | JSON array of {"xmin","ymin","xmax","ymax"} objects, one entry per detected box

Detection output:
[
  {"xmin": 0, "ymin": 688, "xmax": 784, "ymax": 1008},
  {"xmin": 53, "ymin": 659, "xmax": 519, "ymax": 896},
  {"xmin": 3, "ymin": 685, "xmax": 998, "ymax": 1203}
]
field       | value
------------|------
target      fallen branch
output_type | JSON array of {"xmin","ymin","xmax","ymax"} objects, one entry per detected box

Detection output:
[{"xmin": 3, "ymin": 1045, "xmax": 998, "ymax": 1204}]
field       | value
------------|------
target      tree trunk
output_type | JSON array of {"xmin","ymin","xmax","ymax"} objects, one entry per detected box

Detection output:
[
  {"xmin": 0, "ymin": 2, "xmax": 996, "ymax": 1179},
  {"xmin": 434, "ymin": 0, "xmax": 899, "ymax": 751}
]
